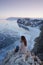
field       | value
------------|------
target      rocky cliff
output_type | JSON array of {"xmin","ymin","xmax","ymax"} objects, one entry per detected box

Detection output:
[{"xmin": 0, "ymin": 50, "xmax": 42, "ymax": 65}]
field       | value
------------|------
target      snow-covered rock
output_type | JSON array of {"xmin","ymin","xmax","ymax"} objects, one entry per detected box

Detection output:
[
  {"xmin": 0, "ymin": 50, "xmax": 41, "ymax": 65},
  {"xmin": 17, "ymin": 18, "xmax": 43, "ymax": 27}
]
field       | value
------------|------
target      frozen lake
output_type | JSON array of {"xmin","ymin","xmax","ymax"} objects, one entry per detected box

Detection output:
[{"xmin": 0, "ymin": 20, "xmax": 40, "ymax": 61}]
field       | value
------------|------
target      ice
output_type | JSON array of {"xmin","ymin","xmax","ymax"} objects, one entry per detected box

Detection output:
[{"xmin": 0, "ymin": 19, "xmax": 41, "ymax": 62}]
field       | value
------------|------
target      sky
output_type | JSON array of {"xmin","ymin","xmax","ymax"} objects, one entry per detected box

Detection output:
[{"xmin": 0, "ymin": 0, "xmax": 43, "ymax": 19}]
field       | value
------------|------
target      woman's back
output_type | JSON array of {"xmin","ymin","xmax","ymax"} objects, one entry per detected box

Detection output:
[{"xmin": 19, "ymin": 42, "xmax": 27, "ymax": 54}]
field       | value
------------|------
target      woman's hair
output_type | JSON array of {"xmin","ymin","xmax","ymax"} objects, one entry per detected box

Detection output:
[{"xmin": 21, "ymin": 36, "xmax": 27, "ymax": 46}]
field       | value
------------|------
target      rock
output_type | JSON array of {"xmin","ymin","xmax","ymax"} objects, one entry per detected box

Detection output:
[
  {"xmin": 32, "ymin": 25, "xmax": 43, "ymax": 61},
  {"xmin": 0, "ymin": 50, "xmax": 41, "ymax": 65}
]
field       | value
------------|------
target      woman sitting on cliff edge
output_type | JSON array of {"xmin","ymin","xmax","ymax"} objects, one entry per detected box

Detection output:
[{"xmin": 14, "ymin": 36, "xmax": 31, "ymax": 61}]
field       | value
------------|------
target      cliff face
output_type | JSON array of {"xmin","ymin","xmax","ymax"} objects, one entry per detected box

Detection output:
[{"xmin": 32, "ymin": 25, "xmax": 43, "ymax": 61}]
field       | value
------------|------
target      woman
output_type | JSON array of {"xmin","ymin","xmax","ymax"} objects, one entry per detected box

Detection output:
[
  {"xmin": 14, "ymin": 36, "xmax": 31, "ymax": 60},
  {"xmin": 19, "ymin": 36, "xmax": 31, "ymax": 61},
  {"xmin": 14, "ymin": 36, "xmax": 27, "ymax": 54},
  {"xmin": 19, "ymin": 36, "xmax": 27, "ymax": 54}
]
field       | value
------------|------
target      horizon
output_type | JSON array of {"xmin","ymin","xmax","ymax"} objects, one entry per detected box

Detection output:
[
  {"xmin": 0, "ymin": 17, "xmax": 43, "ymax": 20},
  {"xmin": 0, "ymin": 0, "xmax": 43, "ymax": 19}
]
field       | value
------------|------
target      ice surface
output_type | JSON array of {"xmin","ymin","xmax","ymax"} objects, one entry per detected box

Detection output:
[{"xmin": 0, "ymin": 20, "xmax": 40, "ymax": 62}]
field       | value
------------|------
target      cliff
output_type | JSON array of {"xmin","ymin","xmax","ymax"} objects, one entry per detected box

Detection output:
[{"xmin": 0, "ymin": 50, "xmax": 42, "ymax": 65}]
